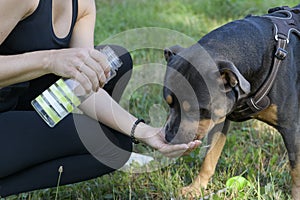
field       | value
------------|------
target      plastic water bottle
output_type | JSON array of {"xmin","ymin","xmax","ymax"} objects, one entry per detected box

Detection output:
[{"xmin": 31, "ymin": 46, "xmax": 122, "ymax": 127}]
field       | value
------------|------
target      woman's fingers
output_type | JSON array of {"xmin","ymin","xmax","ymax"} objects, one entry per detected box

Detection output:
[
  {"xmin": 182, "ymin": 140, "xmax": 202, "ymax": 155},
  {"xmin": 142, "ymin": 128, "xmax": 202, "ymax": 158},
  {"xmin": 76, "ymin": 62, "xmax": 100, "ymax": 92},
  {"xmin": 71, "ymin": 70, "xmax": 93, "ymax": 94},
  {"xmin": 89, "ymin": 49, "xmax": 111, "ymax": 78},
  {"xmin": 157, "ymin": 140, "xmax": 202, "ymax": 158},
  {"xmin": 70, "ymin": 48, "xmax": 111, "ymax": 92},
  {"xmin": 159, "ymin": 144, "xmax": 189, "ymax": 158}
]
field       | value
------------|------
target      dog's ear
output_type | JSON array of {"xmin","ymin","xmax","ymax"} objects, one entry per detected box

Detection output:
[
  {"xmin": 216, "ymin": 60, "xmax": 251, "ymax": 98},
  {"xmin": 164, "ymin": 45, "xmax": 185, "ymax": 62}
]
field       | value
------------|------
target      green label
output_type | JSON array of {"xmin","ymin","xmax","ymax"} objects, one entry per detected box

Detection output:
[
  {"xmin": 56, "ymin": 79, "xmax": 81, "ymax": 107},
  {"xmin": 36, "ymin": 96, "xmax": 60, "ymax": 124}
]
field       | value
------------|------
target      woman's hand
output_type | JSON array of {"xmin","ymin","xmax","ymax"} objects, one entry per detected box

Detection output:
[
  {"xmin": 137, "ymin": 127, "xmax": 201, "ymax": 158},
  {"xmin": 45, "ymin": 48, "xmax": 110, "ymax": 93}
]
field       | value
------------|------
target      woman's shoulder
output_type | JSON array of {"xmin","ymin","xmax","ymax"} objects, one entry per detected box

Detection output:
[
  {"xmin": 0, "ymin": 0, "xmax": 39, "ymax": 20},
  {"xmin": 0, "ymin": 0, "xmax": 39, "ymax": 44}
]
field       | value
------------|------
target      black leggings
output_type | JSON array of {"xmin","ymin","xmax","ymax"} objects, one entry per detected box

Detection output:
[{"xmin": 0, "ymin": 45, "xmax": 133, "ymax": 198}]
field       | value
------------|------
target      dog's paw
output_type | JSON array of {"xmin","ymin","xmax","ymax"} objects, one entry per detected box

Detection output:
[{"xmin": 180, "ymin": 186, "xmax": 206, "ymax": 199}]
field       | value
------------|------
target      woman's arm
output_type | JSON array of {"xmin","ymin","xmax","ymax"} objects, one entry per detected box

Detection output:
[
  {"xmin": 0, "ymin": 51, "xmax": 51, "ymax": 87},
  {"xmin": 79, "ymin": 88, "xmax": 201, "ymax": 158},
  {"xmin": 70, "ymin": 0, "xmax": 96, "ymax": 48},
  {"xmin": 0, "ymin": 0, "xmax": 107, "ymax": 92},
  {"xmin": 0, "ymin": 0, "xmax": 50, "ymax": 87},
  {"xmin": 72, "ymin": 0, "xmax": 201, "ymax": 157}
]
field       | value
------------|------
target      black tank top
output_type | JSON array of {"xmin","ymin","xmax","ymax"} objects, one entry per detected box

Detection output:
[{"xmin": 0, "ymin": 0, "xmax": 78, "ymax": 111}]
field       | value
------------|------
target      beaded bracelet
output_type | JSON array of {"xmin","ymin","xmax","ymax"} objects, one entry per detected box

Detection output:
[{"xmin": 130, "ymin": 119, "xmax": 145, "ymax": 144}]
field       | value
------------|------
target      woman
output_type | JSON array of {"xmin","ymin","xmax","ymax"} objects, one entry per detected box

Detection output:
[{"xmin": 0, "ymin": 0, "xmax": 200, "ymax": 197}]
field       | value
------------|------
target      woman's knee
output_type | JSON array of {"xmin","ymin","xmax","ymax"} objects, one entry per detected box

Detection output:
[{"xmin": 91, "ymin": 138, "xmax": 132, "ymax": 170}]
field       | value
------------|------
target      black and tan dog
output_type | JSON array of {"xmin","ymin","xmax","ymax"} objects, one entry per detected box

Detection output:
[{"xmin": 163, "ymin": 5, "xmax": 300, "ymax": 198}]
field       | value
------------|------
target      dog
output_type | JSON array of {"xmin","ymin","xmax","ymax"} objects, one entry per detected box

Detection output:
[{"xmin": 163, "ymin": 5, "xmax": 300, "ymax": 199}]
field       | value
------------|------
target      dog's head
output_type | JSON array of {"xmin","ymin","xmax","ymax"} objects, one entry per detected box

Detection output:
[{"xmin": 163, "ymin": 44, "xmax": 251, "ymax": 144}]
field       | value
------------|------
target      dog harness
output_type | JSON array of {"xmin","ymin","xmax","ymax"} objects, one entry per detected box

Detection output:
[{"xmin": 228, "ymin": 6, "xmax": 300, "ymax": 121}]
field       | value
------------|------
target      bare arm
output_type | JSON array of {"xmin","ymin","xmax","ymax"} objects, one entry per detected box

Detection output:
[
  {"xmin": 80, "ymin": 89, "xmax": 201, "ymax": 158},
  {"xmin": 70, "ymin": 0, "xmax": 96, "ymax": 48},
  {"xmin": 0, "ymin": 0, "xmax": 108, "ymax": 92},
  {"xmin": 72, "ymin": 0, "xmax": 201, "ymax": 157},
  {"xmin": 0, "ymin": 0, "xmax": 50, "ymax": 87}
]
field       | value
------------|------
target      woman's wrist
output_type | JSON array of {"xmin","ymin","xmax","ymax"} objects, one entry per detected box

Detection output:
[
  {"xmin": 130, "ymin": 119, "xmax": 145, "ymax": 144},
  {"xmin": 132, "ymin": 120, "xmax": 162, "ymax": 144},
  {"xmin": 132, "ymin": 120, "xmax": 151, "ymax": 142}
]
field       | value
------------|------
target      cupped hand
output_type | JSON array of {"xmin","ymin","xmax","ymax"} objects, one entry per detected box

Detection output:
[
  {"xmin": 45, "ymin": 48, "xmax": 110, "ymax": 93},
  {"xmin": 139, "ymin": 127, "xmax": 201, "ymax": 158}
]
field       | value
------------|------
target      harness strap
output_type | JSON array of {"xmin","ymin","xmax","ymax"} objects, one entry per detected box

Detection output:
[
  {"xmin": 246, "ymin": 38, "xmax": 288, "ymax": 113},
  {"xmin": 267, "ymin": 6, "xmax": 300, "ymax": 42},
  {"xmin": 228, "ymin": 6, "xmax": 299, "ymax": 121}
]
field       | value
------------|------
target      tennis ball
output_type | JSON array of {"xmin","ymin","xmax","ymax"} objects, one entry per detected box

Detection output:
[{"xmin": 226, "ymin": 176, "xmax": 250, "ymax": 191}]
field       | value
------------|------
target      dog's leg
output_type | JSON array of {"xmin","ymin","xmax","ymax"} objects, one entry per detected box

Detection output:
[
  {"xmin": 279, "ymin": 128, "xmax": 300, "ymax": 199},
  {"xmin": 181, "ymin": 120, "xmax": 230, "ymax": 197},
  {"xmin": 291, "ymin": 163, "xmax": 300, "ymax": 199},
  {"xmin": 289, "ymin": 140, "xmax": 300, "ymax": 199}
]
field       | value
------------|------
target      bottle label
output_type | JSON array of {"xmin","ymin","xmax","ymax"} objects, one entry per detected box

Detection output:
[
  {"xmin": 32, "ymin": 46, "xmax": 123, "ymax": 127},
  {"xmin": 31, "ymin": 79, "xmax": 81, "ymax": 127}
]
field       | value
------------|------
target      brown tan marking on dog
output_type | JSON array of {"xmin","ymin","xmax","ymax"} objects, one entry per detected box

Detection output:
[
  {"xmin": 181, "ymin": 131, "xmax": 227, "ymax": 198},
  {"xmin": 253, "ymin": 104, "xmax": 278, "ymax": 125},
  {"xmin": 291, "ymin": 163, "xmax": 300, "ymax": 199}
]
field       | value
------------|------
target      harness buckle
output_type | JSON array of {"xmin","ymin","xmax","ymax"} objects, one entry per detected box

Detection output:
[{"xmin": 275, "ymin": 47, "xmax": 288, "ymax": 60}]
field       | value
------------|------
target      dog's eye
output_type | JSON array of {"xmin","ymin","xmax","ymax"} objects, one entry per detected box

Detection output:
[{"xmin": 165, "ymin": 95, "xmax": 173, "ymax": 106}]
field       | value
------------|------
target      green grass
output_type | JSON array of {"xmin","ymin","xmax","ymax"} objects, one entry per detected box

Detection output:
[{"xmin": 5, "ymin": 0, "xmax": 300, "ymax": 199}]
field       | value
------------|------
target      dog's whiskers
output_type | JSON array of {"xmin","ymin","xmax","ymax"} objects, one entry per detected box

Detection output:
[{"xmin": 200, "ymin": 145, "xmax": 211, "ymax": 149}]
